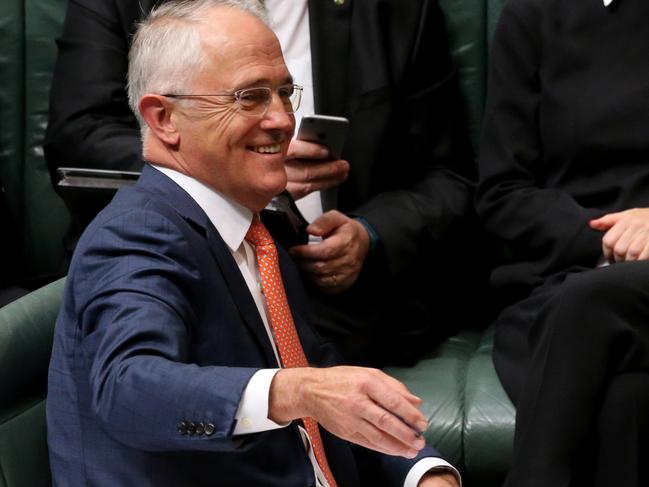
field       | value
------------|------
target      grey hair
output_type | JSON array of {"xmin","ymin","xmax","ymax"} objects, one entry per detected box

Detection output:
[{"xmin": 127, "ymin": 0, "xmax": 268, "ymax": 137}]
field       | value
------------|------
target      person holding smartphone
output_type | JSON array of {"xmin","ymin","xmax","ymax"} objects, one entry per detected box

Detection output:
[
  {"xmin": 265, "ymin": 0, "xmax": 478, "ymax": 365},
  {"xmin": 44, "ymin": 0, "xmax": 478, "ymax": 366}
]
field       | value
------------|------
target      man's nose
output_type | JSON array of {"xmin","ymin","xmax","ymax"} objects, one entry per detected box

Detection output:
[{"xmin": 261, "ymin": 93, "xmax": 295, "ymax": 133}]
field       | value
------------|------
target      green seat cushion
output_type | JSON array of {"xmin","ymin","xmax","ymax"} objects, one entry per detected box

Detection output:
[
  {"xmin": 0, "ymin": 401, "xmax": 50, "ymax": 487},
  {"xmin": 385, "ymin": 325, "xmax": 514, "ymax": 480},
  {"xmin": 464, "ymin": 326, "xmax": 514, "ymax": 486},
  {"xmin": 385, "ymin": 329, "xmax": 482, "ymax": 469},
  {"xmin": 0, "ymin": 278, "xmax": 65, "ymax": 487}
]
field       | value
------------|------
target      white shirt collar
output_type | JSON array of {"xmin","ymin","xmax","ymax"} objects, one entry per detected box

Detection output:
[
  {"xmin": 603, "ymin": 0, "xmax": 616, "ymax": 7},
  {"xmin": 150, "ymin": 164, "xmax": 253, "ymax": 252}
]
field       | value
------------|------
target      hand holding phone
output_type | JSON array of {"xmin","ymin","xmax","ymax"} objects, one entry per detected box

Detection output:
[
  {"xmin": 296, "ymin": 114, "xmax": 349, "ymax": 160},
  {"xmin": 285, "ymin": 115, "xmax": 350, "ymax": 201}
]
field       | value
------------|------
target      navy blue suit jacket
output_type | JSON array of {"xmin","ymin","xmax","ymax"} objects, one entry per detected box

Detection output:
[{"xmin": 47, "ymin": 165, "xmax": 440, "ymax": 487}]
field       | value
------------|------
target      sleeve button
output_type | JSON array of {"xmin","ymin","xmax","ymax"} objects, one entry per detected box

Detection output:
[
  {"xmin": 186, "ymin": 422, "xmax": 197, "ymax": 436},
  {"xmin": 177, "ymin": 421, "xmax": 188, "ymax": 435},
  {"xmin": 195, "ymin": 422, "xmax": 205, "ymax": 435},
  {"xmin": 204, "ymin": 423, "xmax": 216, "ymax": 436}
]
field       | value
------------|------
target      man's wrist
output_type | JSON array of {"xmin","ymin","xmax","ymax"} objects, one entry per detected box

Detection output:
[
  {"xmin": 268, "ymin": 367, "xmax": 311, "ymax": 423},
  {"xmin": 418, "ymin": 468, "xmax": 461, "ymax": 487},
  {"xmin": 352, "ymin": 215, "xmax": 379, "ymax": 255},
  {"xmin": 423, "ymin": 465, "xmax": 460, "ymax": 482}
]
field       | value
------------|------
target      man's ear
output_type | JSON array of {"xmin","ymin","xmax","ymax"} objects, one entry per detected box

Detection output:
[{"xmin": 139, "ymin": 94, "xmax": 180, "ymax": 146}]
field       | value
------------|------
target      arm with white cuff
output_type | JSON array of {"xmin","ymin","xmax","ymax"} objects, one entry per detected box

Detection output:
[{"xmin": 233, "ymin": 369, "xmax": 461, "ymax": 487}]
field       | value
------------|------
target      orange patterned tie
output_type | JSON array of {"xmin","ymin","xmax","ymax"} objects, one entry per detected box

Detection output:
[{"xmin": 245, "ymin": 217, "xmax": 338, "ymax": 487}]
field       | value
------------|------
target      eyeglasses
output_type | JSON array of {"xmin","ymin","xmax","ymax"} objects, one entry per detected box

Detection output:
[{"xmin": 162, "ymin": 84, "xmax": 303, "ymax": 117}]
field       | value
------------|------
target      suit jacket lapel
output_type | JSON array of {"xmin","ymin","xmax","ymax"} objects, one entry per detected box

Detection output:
[
  {"xmin": 137, "ymin": 165, "xmax": 278, "ymax": 366},
  {"xmin": 205, "ymin": 228, "xmax": 279, "ymax": 365},
  {"xmin": 308, "ymin": 0, "xmax": 352, "ymax": 116}
]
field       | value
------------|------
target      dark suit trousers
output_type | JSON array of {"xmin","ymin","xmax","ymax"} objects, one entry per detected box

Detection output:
[{"xmin": 494, "ymin": 261, "xmax": 649, "ymax": 487}]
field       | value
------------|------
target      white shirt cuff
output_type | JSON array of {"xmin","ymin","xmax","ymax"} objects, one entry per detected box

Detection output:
[
  {"xmin": 403, "ymin": 457, "xmax": 462, "ymax": 487},
  {"xmin": 233, "ymin": 368, "xmax": 289, "ymax": 435}
]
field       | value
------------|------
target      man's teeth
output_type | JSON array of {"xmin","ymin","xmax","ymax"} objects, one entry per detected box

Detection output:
[{"xmin": 253, "ymin": 144, "xmax": 281, "ymax": 154}]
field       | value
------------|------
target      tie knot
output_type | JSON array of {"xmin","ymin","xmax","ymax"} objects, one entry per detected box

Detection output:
[{"xmin": 245, "ymin": 218, "xmax": 274, "ymax": 248}]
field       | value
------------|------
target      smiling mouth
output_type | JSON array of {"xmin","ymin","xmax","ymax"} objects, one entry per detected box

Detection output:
[{"xmin": 249, "ymin": 144, "xmax": 281, "ymax": 154}]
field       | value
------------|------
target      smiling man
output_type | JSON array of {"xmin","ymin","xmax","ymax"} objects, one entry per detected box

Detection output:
[{"xmin": 46, "ymin": 1, "xmax": 460, "ymax": 486}]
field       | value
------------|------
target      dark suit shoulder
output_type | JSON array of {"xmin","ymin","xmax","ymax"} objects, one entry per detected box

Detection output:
[{"xmin": 72, "ymin": 184, "xmax": 201, "ymax": 273}]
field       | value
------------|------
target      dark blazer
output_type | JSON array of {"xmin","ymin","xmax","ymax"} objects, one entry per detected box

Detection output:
[
  {"xmin": 44, "ymin": 0, "xmax": 479, "ymax": 364},
  {"xmin": 476, "ymin": 0, "xmax": 649, "ymax": 306},
  {"xmin": 46, "ymin": 165, "xmax": 440, "ymax": 487}
]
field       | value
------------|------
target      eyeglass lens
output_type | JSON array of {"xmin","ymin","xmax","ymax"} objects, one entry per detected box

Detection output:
[{"xmin": 237, "ymin": 85, "xmax": 301, "ymax": 114}]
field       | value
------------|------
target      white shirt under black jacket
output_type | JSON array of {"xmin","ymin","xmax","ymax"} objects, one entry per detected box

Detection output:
[{"xmin": 151, "ymin": 163, "xmax": 459, "ymax": 486}]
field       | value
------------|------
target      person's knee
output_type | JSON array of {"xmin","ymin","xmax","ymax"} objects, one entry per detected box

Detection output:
[
  {"xmin": 532, "ymin": 266, "xmax": 646, "ymax": 343},
  {"xmin": 553, "ymin": 263, "xmax": 649, "ymax": 319}
]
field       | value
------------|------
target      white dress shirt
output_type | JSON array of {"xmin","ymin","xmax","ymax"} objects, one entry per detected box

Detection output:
[{"xmin": 150, "ymin": 164, "xmax": 460, "ymax": 486}]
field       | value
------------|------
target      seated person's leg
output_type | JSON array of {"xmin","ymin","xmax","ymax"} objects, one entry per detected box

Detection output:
[
  {"xmin": 587, "ymin": 372, "xmax": 649, "ymax": 487},
  {"xmin": 504, "ymin": 262, "xmax": 649, "ymax": 487}
]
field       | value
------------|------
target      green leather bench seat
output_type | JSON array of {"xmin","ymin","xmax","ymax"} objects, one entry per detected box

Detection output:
[
  {"xmin": 386, "ymin": 327, "xmax": 514, "ymax": 486},
  {"xmin": 0, "ymin": 278, "xmax": 64, "ymax": 487}
]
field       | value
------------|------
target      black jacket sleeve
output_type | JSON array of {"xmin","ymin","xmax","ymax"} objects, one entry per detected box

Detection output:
[
  {"xmin": 475, "ymin": 0, "xmax": 602, "ymax": 291},
  {"xmin": 351, "ymin": 0, "xmax": 475, "ymax": 276},
  {"xmin": 43, "ymin": 0, "xmax": 146, "ymax": 182}
]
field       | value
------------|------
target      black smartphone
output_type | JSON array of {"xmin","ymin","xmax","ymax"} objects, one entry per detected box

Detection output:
[{"xmin": 297, "ymin": 114, "xmax": 350, "ymax": 160}]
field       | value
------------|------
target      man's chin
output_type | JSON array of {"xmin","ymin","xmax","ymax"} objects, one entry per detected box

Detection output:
[{"xmin": 247, "ymin": 181, "xmax": 288, "ymax": 212}]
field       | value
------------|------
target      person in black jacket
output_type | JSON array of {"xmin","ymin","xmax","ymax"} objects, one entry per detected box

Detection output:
[
  {"xmin": 45, "ymin": 0, "xmax": 481, "ymax": 366},
  {"xmin": 477, "ymin": 0, "xmax": 649, "ymax": 485}
]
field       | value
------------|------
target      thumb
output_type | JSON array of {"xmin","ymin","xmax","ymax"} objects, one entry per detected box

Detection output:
[{"xmin": 307, "ymin": 210, "xmax": 346, "ymax": 237}]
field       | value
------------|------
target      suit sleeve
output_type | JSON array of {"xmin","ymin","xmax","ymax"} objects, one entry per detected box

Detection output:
[
  {"xmin": 70, "ymin": 206, "xmax": 260, "ymax": 453},
  {"xmin": 352, "ymin": 0, "xmax": 475, "ymax": 276},
  {"xmin": 475, "ymin": 0, "xmax": 602, "ymax": 281},
  {"xmin": 43, "ymin": 0, "xmax": 143, "ymax": 180}
]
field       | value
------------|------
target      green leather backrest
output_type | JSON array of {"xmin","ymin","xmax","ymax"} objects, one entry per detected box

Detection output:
[
  {"xmin": 439, "ymin": 0, "xmax": 506, "ymax": 153},
  {"xmin": 0, "ymin": 0, "xmax": 25, "ymax": 228},
  {"xmin": 439, "ymin": 0, "xmax": 486, "ymax": 153},
  {"xmin": 0, "ymin": 0, "xmax": 69, "ymax": 279},
  {"xmin": 0, "ymin": 278, "xmax": 65, "ymax": 487},
  {"xmin": 23, "ymin": 0, "xmax": 69, "ymax": 276}
]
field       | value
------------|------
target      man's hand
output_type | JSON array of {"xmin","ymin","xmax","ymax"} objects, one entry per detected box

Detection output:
[
  {"xmin": 285, "ymin": 139, "xmax": 349, "ymax": 200},
  {"xmin": 289, "ymin": 211, "xmax": 370, "ymax": 293},
  {"xmin": 589, "ymin": 208, "xmax": 649, "ymax": 262},
  {"xmin": 268, "ymin": 366, "xmax": 428, "ymax": 458},
  {"xmin": 418, "ymin": 471, "xmax": 460, "ymax": 487}
]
